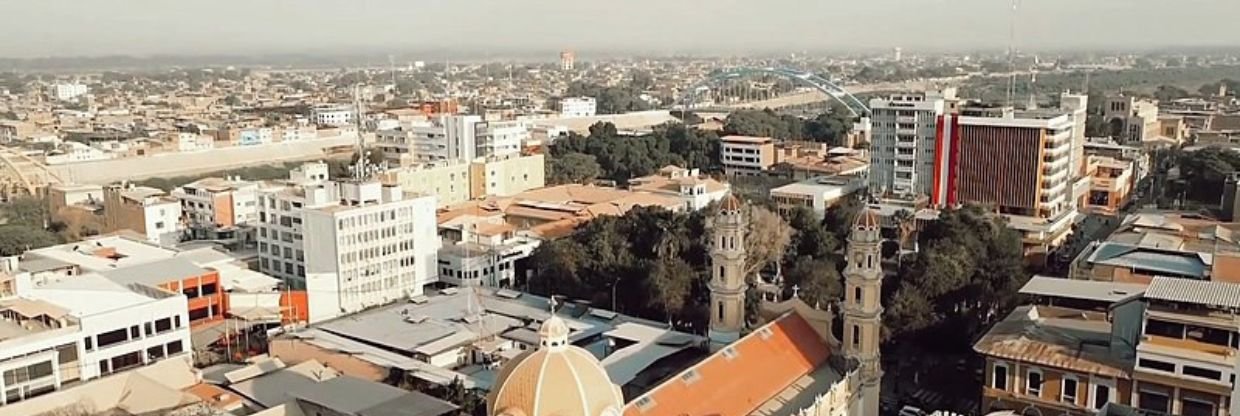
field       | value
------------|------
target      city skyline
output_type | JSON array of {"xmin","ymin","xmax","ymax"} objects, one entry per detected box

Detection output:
[{"xmin": 4, "ymin": 0, "xmax": 1240, "ymax": 59}]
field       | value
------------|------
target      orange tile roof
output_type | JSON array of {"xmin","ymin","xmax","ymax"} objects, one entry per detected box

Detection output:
[{"xmin": 623, "ymin": 312, "xmax": 831, "ymax": 416}]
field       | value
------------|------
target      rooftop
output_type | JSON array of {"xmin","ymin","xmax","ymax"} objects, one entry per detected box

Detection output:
[
  {"xmin": 1019, "ymin": 276, "xmax": 1146, "ymax": 304},
  {"xmin": 720, "ymin": 135, "xmax": 774, "ymax": 144},
  {"xmin": 25, "ymin": 273, "xmax": 170, "ymax": 317},
  {"xmin": 973, "ymin": 305, "xmax": 1130, "ymax": 379},
  {"xmin": 290, "ymin": 376, "xmax": 458, "ymax": 416},
  {"xmin": 98, "ymin": 257, "xmax": 210, "ymax": 287},
  {"xmin": 1144, "ymin": 276, "xmax": 1240, "ymax": 310},
  {"xmin": 1084, "ymin": 241, "xmax": 1210, "ymax": 279},
  {"xmin": 23, "ymin": 235, "xmax": 179, "ymax": 273}
]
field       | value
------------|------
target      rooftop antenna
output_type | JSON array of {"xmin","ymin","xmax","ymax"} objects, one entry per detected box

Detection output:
[
  {"xmin": 1005, "ymin": 0, "xmax": 1020, "ymax": 107},
  {"xmin": 352, "ymin": 85, "xmax": 367, "ymax": 180}
]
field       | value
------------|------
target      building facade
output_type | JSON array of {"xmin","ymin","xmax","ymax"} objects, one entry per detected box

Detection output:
[
  {"xmin": 171, "ymin": 177, "xmax": 259, "ymax": 241},
  {"xmin": 257, "ymin": 173, "xmax": 439, "ymax": 323},
  {"xmin": 843, "ymin": 209, "xmax": 883, "ymax": 416},
  {"xmin": 311, "ymin": 105, "xmax": 355, "ymax": 127},
  {"xmin": 720, "ymin": 135, "xmax": 776, "ymax": 176},
  {"xmin": 1104, "ymin": 96, "xmax": 1160, "ymax": 146},
  {"xmin": 102, "ymin": 184, "xmax": 182, "ymax": 245},
  {"xmin": 868, "ymin": 90, "xmax": 950, "ymax": 200},
  {"xmin": 558, "ymin": 97, "xmax": 596, "ymax": 117}
]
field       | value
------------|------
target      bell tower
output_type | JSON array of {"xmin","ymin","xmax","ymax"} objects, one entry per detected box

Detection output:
[
  {"xmin": 843, "ymin": 208, "xmax": 883, "ymax": 416},
  {"xmin": 709, "ymin": 194, "xmax": 747, "ymax": 349}
]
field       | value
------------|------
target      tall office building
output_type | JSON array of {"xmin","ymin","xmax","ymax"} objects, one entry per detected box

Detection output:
[
  {"xmin": 559, "ymin": 50, "xmax": 575, "ymax": 71},
  {"xmin": 375, "ymin": 115, "xmax": 524, "ymax": 165},
  {"xmin": 941, "ymin": 106, "xmax": 1077, "ymax": 252},
  {"xmin": 868, "ymin": 89, "xmax": 954, "ymax": 200},
  {"xmin": 256, "ymin": 163, "xmax": 439, "ymax": 323}
]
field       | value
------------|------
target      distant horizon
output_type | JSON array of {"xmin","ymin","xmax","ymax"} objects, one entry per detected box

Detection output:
[{"xmin": 5, "ymin": 0, "xmax": 1240, "ymax": 61}]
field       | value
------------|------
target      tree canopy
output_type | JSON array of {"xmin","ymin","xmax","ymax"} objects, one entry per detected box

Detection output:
[
  {"xmin": 882, "ymin": 205, "xmax": 1027, "ymax": 350},
  {"xmin": 546, "ymin": 122, "xmax": 720, "ymax": 183},
  {"xmin": 723, "ymin": 108, "xmax": 854, "ymax": 145},
  {"xmin": 1176, "ymin": 146, "xmax": 1240, "ymax": 203},
  {"xmin": 0, "ymin": 224, "xmax": 61, "ymax": 256}
]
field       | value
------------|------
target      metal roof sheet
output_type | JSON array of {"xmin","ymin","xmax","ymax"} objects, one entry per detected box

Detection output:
[{"xmin": 1145, "ymin": 276, "xmax": 1240, "ymax": 309}]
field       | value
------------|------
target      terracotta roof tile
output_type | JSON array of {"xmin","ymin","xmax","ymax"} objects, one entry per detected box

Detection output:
[{"xmin": 623, "ymin": 313, "xmax": 830, "ymax": 416}]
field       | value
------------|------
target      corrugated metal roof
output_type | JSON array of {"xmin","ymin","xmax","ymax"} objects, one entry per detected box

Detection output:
[
  {"xmin": 1145, "ymin": 276, "xmax": 1240, "ymax": 309},
  {"xmin": 1019, "ymin": 276, "xmax": 1146, "ymax": 303},
  {"xmin": 1087, "ymin": 242, "xmax": 1209, "ymax": 278}
]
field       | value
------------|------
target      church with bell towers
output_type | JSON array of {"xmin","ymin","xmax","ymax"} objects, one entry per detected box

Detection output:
[{"xmin": 487, "ymin": 192, "xmax": 888, "ymax": 416}]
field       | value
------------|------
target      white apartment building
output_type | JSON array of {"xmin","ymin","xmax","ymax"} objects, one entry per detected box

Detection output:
[
  {"xmin": 436, "ymin": 221, "xmax": 541, "ymax": 288},
  {"xmin": 378, "ymin": 154, "xmax": 546, "ymax": 207},
  {"xmin": 170, "ymin": 132, "xmax": 213, "ymax": 153},
  {"xmin": 279, "ymin": 125, "xmax": 319, "ymax": 143},
  {"xmin": 0, "ymin": 265, "xmax": 191, "ymax": 406},
  {"xmin": 47, "ymin": 83, "xmax": 88, "ymax": 101},
  {"xmin": 376, "ymin": 115, "xmax": 526, "ymax": 165},
  {"xmin": 171, "ymin": 177, "xmax": 259, "ymax": 240},
  {"xmin": 311, "ymin": 105, "xmax": 355, "ymax": 127},
  {"xmin": 44, "ymin": 141, "xmax": 113, "ymax": 165},
  {"xmin": 257, "ymin": 166, "xmax": 439, "ymax": 323},
  {"xmin": 720, "ymin": 135, "xmax": 775, "ymax": 176},
  {"xmin": 629, "ymin": 166, "xmax": 731, "ymax": 211},
  {"xmin": 868, "ymin": 90, "xmax": 951, "ymax": 199},
  {"xmin": 559, "ymin": 97, "xmax": 597, "ymax": 117},
  {"xmin": 102, "ymin": 185, "xmax": 183, "ymax": 245},
  {"xmin": 475, "ymin": 120, "xmax": 527, "ymax": 158}
]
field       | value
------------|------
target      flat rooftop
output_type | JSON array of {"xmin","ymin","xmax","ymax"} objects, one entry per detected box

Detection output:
[{"xmin": 973, "ymin": 305, "xmax": 1130, "ymax": 379}]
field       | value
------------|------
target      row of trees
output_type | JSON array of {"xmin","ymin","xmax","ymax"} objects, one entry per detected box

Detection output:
[
  {"xmin": 1175, "ymin": 146, "xmax": 1240, "ymax": 204},
  {"xmin": 545, "ymin": 122, "xmax": 720, "ymax": 184},
  {"xmin": 523, "ymin": 196, "xmax": 1027, "ymax": 351},
  {"xmin": 723, "ymin": 108, "xmax": 855, "ymax": 145},
  {"xmin": 0, "ymin": 197, "xmax": 63, "ymax": 256},
  {"xmin": 562, "ymin": 79, "xmax": 652, "ymax": 115}
]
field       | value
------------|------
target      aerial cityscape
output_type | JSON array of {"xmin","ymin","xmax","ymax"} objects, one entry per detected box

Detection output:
[{"xmin": 1, "ymin": 1, "xmax": 1239, "ymax": 416}]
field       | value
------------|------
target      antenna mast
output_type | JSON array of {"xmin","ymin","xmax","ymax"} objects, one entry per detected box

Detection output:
[
  {"xmin": 1006, "ymin": 0, "xmax": 1020, "ymax": 107},
  {"xmin": 352, "ymin": 84, "xmax": 368, "ymax": 180}
]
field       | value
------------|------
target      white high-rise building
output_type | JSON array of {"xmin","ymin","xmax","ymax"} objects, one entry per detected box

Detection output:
[
  {"xmin": 867, "ymin": 90, "xmax": 952, "ymax": 199},
  {"xmin": 256, "ymin": 165, "xmax": 439, "ymax": 323},
  {"xmin": 376, "ymin": 115, "xmax": 525, "ymax": 165},
  {"xmin": 48, "ymin": 83, "xmax": 88, "ymax": 101},
  {"xmin": 559, "ymin": 97, "xmax": 597, "ymax": 117}
]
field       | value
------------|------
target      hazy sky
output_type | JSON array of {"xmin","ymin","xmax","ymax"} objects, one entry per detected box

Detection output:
[{"xmin": 4, "ymin": 0, "xmax": 1239, "ymax": 58}]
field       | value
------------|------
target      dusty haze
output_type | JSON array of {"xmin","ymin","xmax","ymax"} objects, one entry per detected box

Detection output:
[{"xmin": 3, "ymin": 0, "xmax": 1239, "ymax": 58}]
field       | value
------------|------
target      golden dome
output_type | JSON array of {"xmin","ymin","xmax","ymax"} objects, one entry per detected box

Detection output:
[{"xmin": 488, "ymin": 316, "xmax": 624, "ymax": 416}]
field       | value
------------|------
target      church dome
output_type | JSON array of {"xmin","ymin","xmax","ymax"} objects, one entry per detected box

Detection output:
[
  {"xmin": 720, "ymin": 193, "xmax": 743, "ymax": 212},
  {"xmin": 855, "ymin": 207, "xmax": 880, "ymax": 230},
  {"xmin": 489, "ymin": 315, "xmax": 624, "ymax": 416}
]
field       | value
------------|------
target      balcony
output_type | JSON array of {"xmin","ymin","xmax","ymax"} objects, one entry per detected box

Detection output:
[{"xmin": 1141, "ymin": 334, "xmax": 1235, "ymax": 359}]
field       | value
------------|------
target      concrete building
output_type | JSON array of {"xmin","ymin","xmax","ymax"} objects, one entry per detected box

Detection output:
[
  {"xmin": 560, "ymin": 50, "xmax": 575, "ymax": 71},
  {"xmin": 628, "ymin": 165, "xmax": 730, "ymax": 211},
  {"xmin": 974, "ymin": 277, "xmax": 1143, "ymax": 416},
  {"xmin": 1132, "ymin": 277, "xmax": 1239, "ymax": 416},
  {"xmin": 771, "ymin": 145, "xmax": 870, "ymax": 180},
  {"xmin": 1085, "ymin": 139, "xmax": 1151, "ymax": 187},
  {"xmin": 102, "ymin": 184, "xmax": 183, "ymax": 245},
  {"xmin": 1104, "ymin": 96, "xmax": 1161, "ymax": 146},
  {"xmin": 375, "ymin": 115, "xmax": 508, "ymax": 164},
  {"xmin": 770, "ymin": 175, "xmax": 867, "ymax": 217},
  {"xmin": 310, "ymin": 104, "xmax": 355, "ymax": 127},
  {"xmin": 944, "ymin": 107, "xmax": 1079, "ymax": 254},
  {"xmin": 558, "ymin": 97, "xmax": 597, "ymax": 118},
  {"xmin": 435, "ymin": 220, "xmax": 540, "ymax": 288},
  {"xmin": 257, "ymin": 169, "xmax": 439, "ymax": 323},
  {"xmin": 1070, "ymin": 212, "xmax": 1240, "ymax": 284},
  {"xmin": 1223, "ymin": 173, "xmax": 1240, "ymax": 222},
  {"xmin": 379, "ymin": 154, "xmax": 546, "ymax": 208},
  {"xmin": 47, "ymin": 83, "xmax": 88, "ymax": 101},
  {"xmin": 171, "ymin": 177, "xmax": 259, "ymax": 244},
  {"xmin": 867, "ymin": 90, "xmax": 951, "ymax": 200},
  {"xmin": 1083, "ymin": 156, "xmax": 1136, "ymax": 216},
  {"xmin": 169, "ymin": 132, "xmax": 214, "ymax": 153},
  {"xmin": 720, "ymin": 135, "xmax": 776, "ymax": 176},
  {"xmin": 0, "ymin": 261, "xmax": 192, "ymax": 406}
]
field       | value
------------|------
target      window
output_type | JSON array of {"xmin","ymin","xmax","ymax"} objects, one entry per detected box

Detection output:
[
  {"xmin": 147, "ymin": 345, "xmax": 165, "ymax": 361},
  {"xmin": 854, "ymin": 287, "xmax": 862, "ymax": 305},
  {"xmin": 851, "ymin": 325, "xmax": 860, "ymax": 347},
  {"xmin": 1026, "ymin": 369, "xmax": 1043, "ymax": 397},
  {"xmin": 154, "ymin": 318, "xmax": 172, "ymax": 333},
  {"xmin": 84, "ymin": 337, "xmax": 94, "ymax": 352},
  {"xmin": 174, "ymin": 315, "xmax": 182, "ymax": 328},
  {"xmin": 1093, "ymin": 383, "xmax": 1112, "ymax": 409},
  {"xmin": 721, "ymin": 346, "xmax": 738, "ymax": 360},
  {"xmin": 716, "ymin": 303, "xmax": 724, "ymax": 321},
  {"xmin": 1138, "ymin": 358, "xmax": 1176, "ymax": 373},
  {"xmin": 96, "ymin": 328, "xmax": 129, "ymax": 349},
  {"xmin": 634, "ymin": 396, "xmax": 657, "ymax": 411},
  {"xmin": 1061, "ymin": 377, "xmax": 1078, "ymax": 404},
  {"xmin": 680, "ymin": 369, "xmax": 701, "ymax": 385},
  {"xmin": 166, "ymin": 341, "xmax": 184, "ymax": 355},
  {"xmin": 129, "ymin": 325, "xmax": 140, "ymax": 339},
  {"xmin": 1182, "ymin": 396, "xmax": 1216, "ymax": 416},
  {"xmin": 1145, "ymin": 319, "xmax": 1185, "ymax": 338},
  {"xmin": 1138, "ymin": 388, "xmax": 1170, "ymax": 414},
  {"xmin": 1183, "ymin": 366, "xmax": 1222, "ymax": 381},
  {"xmin": 992, "ymin": 363, "xmax": 1009, "ymax": 390},
  {"xmin": 1185, "ymin": 325, "xmax": 1233, "ymax": 347}
]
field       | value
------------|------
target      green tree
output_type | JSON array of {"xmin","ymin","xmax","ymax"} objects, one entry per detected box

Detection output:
[
  {"xmin": 0, "ymin": 224, "xmax": 61, "ymax": 256},
  {"xmin": 546, "ymin": 152, "xmax": 602, "ymax": 185},
  {"xmin": 527, "ymin": 239, "xmax": 588, "ymax": 296},
  {"xmin": 783, "ymin": 256, "xmax": 841, "ymax": 308},
  {"xmin": 1, "ymin": 196, "xmax": 48, "ymax": 227},
  {"xmin": 646, "ymin": 257, "xmax": 695, "ymax": 321},
  {"xmin": 1152, "ymin": 85, "xmax": 1190, "ymax": 102}
]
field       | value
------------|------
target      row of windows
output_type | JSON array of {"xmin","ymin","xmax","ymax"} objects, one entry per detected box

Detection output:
[
  {"xmin": 1138, "ymin": 358, "xmax": 1233, "ymax": 384},
  {"xmin": 260, "ymin": 256, "xmax": 306, "ymax": 277},
  {"xmin": 992, "ymin": 363, "xmax": 1110, "ymax": 410},
  {"xmin": 84, "ymin": 316, "xmax": 182, "ymax": 353}
]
